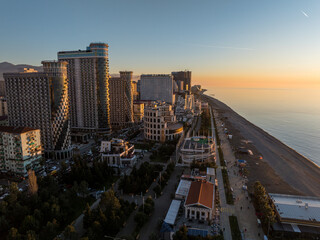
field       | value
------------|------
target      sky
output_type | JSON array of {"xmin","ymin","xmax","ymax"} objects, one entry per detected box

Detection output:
[{"xmin": 1, "ymin": 0, "xmax": 320, "ymax": 88}]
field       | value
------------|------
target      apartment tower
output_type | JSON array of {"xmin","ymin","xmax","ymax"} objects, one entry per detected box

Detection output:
[
  {"xmin": 4, "ymin": 61, "xmax": 72, "ymax": 160},
  {"xmin": 109, "ymin": 71, "xmax": 134, "ymax": 128},
  {"xmin": 57, "ymin": 43, "xmax": 111, "ymax": 134}
]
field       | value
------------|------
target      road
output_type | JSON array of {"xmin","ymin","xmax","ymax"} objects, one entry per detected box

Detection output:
[{"xmin": 210, "ymin": 106, "xmax": 232, "ymax": 240}]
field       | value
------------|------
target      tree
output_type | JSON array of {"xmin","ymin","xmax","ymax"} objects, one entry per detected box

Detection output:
[
  {"xmin": 7, "ymin": 227, "xmax": 21, "ymax": 240},
  {"xmin": 83, "ymin": 204, "xmax": 93, "ymax": 229},
  {"xmin": 26, "ymin": 230, "xmax": 37, "ymax": 240},
  {"xmin": 20, "ymin": 215, "xmax": 39, "ymax": 233},
  {"xmin": 78, "ymin": 181, "xmax": 89, "ymax": 197},
  {"xmin": 173, "ymin": 226, "xmax": 188, "ymax": 240},
  {"xmin": 149, "ymin": 232, "xmax": 158, "ymax": 240},
  {"xmin": 28, "ymin": 169, "xmax": 38, "ymax": 195},
  {"xmin": 134, "ymin": 212, "xmax": 148, "ymax": 228},
  {"xmin": 63, "ymin": 225, "xmax": 78, "ymax": 240},
  {"xmin": 100, "ymin": 190, "xmax": 121, "ymax": 212}
]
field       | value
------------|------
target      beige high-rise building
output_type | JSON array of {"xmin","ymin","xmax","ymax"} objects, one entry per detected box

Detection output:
[
  {"xmin": 109, "ymin": 71, "xmax": 134, "ymax": 128},
  {"xmin": 4, "ymin": 61, "xmax": 72, "ymax": 160},
  {"xmin": 132, "ymin": 81, "xmax": 139, "ymax": 101},
  {"xmin": 133, "ymin": 101, "xmax": 144, "ymax": 123},
  {"xmin": 144, "ymin": 103, "xmax": 183, "ymax": 142},
  {"xmin": 0, "ymin": 126, "xmax": 42, "ymax": 175}
]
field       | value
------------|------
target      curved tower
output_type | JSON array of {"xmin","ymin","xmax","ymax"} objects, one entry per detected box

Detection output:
[
  {"xmin": 58, "ymin": 43, "xmax": 111, "ymax": 135},
  {"xmin": 42, "ymin": 61, "xmax": 71, "ymax": 158}
]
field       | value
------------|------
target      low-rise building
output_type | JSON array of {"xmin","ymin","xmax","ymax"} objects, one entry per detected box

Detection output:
[
  {"xmin": 0, "ymin": 126, "xmax": 42, "ymax": 175},
  {"xmin": 270, "ymin": 193, "xmax": 320, "ymax": 236},
  {"xmin": 180, "ymin": 136, "xmax": 215, "ymax": 165},
  {"xmin": 144, "ymin": 102, "xmax": 183, "ymax": 142},
  {"xmin": 100, "ymin": 138, "xmax": 136, "ymax": 167},
  {"xmin": 184, "ymin": 180, "xmax": 215, "ymax": 221}
]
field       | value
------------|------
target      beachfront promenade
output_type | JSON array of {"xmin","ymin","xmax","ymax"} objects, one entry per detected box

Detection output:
[{"xmin": 210, "ymin": 103, "xmax": 264, "ymax": 240}]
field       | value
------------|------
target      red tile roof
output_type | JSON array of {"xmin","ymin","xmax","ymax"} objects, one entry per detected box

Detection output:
[{"xmin": 185, "ymin": 180, "xmax": 214, "ymax": 209}]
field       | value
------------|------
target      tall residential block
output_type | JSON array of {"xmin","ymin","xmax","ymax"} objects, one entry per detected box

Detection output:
[
  {"xmin": 109, "ymin": 71, "xmax": 134, "ymax": 128},
  {"xmin": 4, "ymin": 61, "xmax": 72, "ymax": 160},
  {"xmin": 172, "ymin": 71, "xmax": 192, "ymax": 93},
  {"xmin": 0, "ymin": 127, "xmax": 42, "ymax": 175},
  {"xmin": 140, "ymin": 74, "xmax": 174, "ymax": 104},
  {"xmin": 58, "ymin": 43, "xmax": 111, "ymax": 134}
]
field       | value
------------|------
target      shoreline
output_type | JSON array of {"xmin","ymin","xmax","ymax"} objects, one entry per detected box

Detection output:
[{"xmin": 202, "ymin": 94, "xmax": 320, "ymax": 198}]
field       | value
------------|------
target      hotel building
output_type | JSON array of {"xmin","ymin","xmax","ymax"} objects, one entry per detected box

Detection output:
[
  {"xmin": 144, "ymin": 103, "xmax": 183, "ymax": 142},
  {"xmin": 109, "ymin": 71, "xmax": 134, "ymax": 128},
  {"xmin": 4, "ymin": 61, "xmax": 72, "ymax": 160},
  {"xmin": 0, "ymin": 127, "xmax": 42, "ymax": 175},
  {"xmin": 58, "ymin": 43, "xmax": 111, "ymax": 134}
]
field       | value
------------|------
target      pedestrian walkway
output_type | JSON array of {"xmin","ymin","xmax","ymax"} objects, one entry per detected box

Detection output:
[{"xmin": 214, "ymin": 109, "xmax": 265, "ymax": 240}]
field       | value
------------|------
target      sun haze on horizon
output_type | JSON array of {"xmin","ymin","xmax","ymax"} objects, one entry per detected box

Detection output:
[{"xmin": 0, "ymin": 0, "xmax": 319, "ymax": 89}]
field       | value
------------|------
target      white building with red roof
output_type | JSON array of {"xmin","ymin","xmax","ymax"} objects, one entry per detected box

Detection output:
[{"xmin": 184, "ymin": 180, "xmax": 215, "ymax": 221}]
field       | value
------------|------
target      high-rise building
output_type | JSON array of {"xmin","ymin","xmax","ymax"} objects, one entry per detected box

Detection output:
[
  {"xmin": 132, "ymin": 81, "xmax": 139, "ymax": 101},
  {"xmin": 0, "ymin": 126, "xmax": 42, "ymax": 175},
  {"xmin": 0, "ymin": 81, "xmax": 6, "ymax": 97},
  {"xmin": 4, "ymin": 61, "xmax": 72, "ymax": 160},
  {"xmin": 109, "ymin": 71, "xmax": 134, "ymax": 128},
  {"xmin": 140, "ymin": 74, "xmax": 174, "ymax": 104},
  {"xmin": 58, "ymin": 43, "xmax": 111, "ymax": 134},
  {"xmin": 0, "ymin": 97, "xmax": 7, "ymax": 117},
  {"xmin": 172, "ymin": 71, "xmax": 192, "ymax": 93},
  {"xmin": 133, "ymin": 101, "xmax": 144, "ymax": 123}
]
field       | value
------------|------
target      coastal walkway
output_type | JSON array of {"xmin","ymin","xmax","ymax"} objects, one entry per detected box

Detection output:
[{"xmin": 211, "ymin": 104, "xmax": 264, "ymax": 239}]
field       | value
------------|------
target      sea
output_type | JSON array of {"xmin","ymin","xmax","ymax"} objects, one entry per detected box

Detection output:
[{"xmin": 206, "ymin": 87, "xmax": 320, "ymax": 167}]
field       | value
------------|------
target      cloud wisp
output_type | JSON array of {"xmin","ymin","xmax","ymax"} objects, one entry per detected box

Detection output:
[{"xmin": 301, "ymin": 10, "xmax": 309, "ymax": 18}]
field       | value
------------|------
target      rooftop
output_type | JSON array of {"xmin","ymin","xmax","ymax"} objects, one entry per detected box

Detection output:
[
  {"xmin": 164, "ymin": 200, "xmax": 181, "ymax": 225},
  {"xmin": 185, "ymin": 180, "xmax": 214, "ymax": 209},
  {"xmin": 175, "ymin": 179, "xmax": 192, "ymax": 198},
  {"xmin": 269, "ymin": 193, "xmax": 320, "ymax": 223},
  {"xmin": 0, "ymin": 126, "xmax": 38, "ymax": 134}
]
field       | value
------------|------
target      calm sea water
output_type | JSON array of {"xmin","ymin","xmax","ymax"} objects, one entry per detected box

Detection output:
[{"xmin": 206, "ymin": 87, "xmax": 320, "ymax": 167}]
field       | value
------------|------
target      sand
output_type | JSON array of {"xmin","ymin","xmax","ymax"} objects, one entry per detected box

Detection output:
[{"xmin": 202, "ymin": 94, "xmax": 320, "ymax": 198}]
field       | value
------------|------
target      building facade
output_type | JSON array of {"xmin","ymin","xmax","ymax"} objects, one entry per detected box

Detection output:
[
  {"xmin": 184, "ymin": 180, "xmax": 215, "ymax": 221},
  {"xmin": 4, "ymin": 61, "xmax": 72, "ymax": 160},
  {"xmin": 132, "ymin": 81, "xmax": 139, "ymax": 101},
  {"xmin": 172, "ymin": 71, "xmax": 191, "ymax": 93},
  {"xmin": 100, "ymin": 138, "xmax": 136, "ymax": 167},
  {"xmin": 140, "ymin": 74, "xmax": 174, "ymax": 104},
  {"xmin": 180, "ymin": 136, "xmax": 215, "ymax": 165},
  {"xmin": 0, "ymin": 127, "xmax": 42, "ymax": 175},
  {"xmin": 0, "ymin": 81, "xmax": 5, "ymax": 97},
  {"xmin": 133, "ymin": 101, "xmax": 144, "ymax": 123},
  {"xmin": 109, "ymin": 71, "xmax": 134, "ymax": 128},
  {"xmin": 144, "ymin": 103, "xmax": 183, "ymax": 142},
  {"xmin": 58, "ymin": 43, "xmax": 111, "ymax": 134},
  {"xmin": 0, "ymin": 97, "xmax": 8, "ymax": 116}
]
